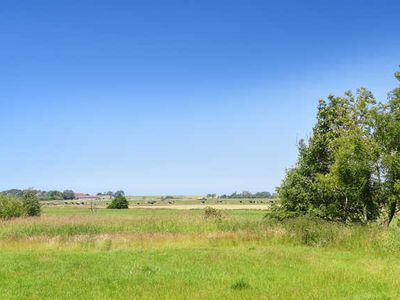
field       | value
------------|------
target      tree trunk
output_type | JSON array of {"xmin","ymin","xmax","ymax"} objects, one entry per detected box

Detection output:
[
  {"xmin": 386, "ymin": 201, "xmax": 397, "ymax": 227},
  {"xmin": 343, "ymin": 194, "xmax": 348, "ymax": 222}
]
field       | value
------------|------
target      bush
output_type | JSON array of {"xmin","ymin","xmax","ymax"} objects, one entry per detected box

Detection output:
[
  {"xmin": 264, "ymin": 209, "xmax": 300, "ymax": 221},
  {"xmin": 22, "ymin": 190, "xmax": 41, "ymax": 216},
  {"xmin": 204, "ymin": 206, "xmax": 223, "ymax": 220},
  {"xmin": 285, "ymin": 216, "xmax": 343, "ymax": 246},
  {"xmin": 0, "ymin": 195, "xmax": 24, "ymax": 219},
  {"xmin": 264, "ymin": 215, "xmax": 346, "ymax": 247},
  {"xmin": 107, "ymin": 195, "xmax": 129, "ymax": 209}
]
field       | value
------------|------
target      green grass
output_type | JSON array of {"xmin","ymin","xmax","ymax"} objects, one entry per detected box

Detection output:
[
  {"xmin": 42, "ymin": 206, "xmax": 267, "ymax": 219},
  {"xmin": 0, "ymin": 207, "xmax": 399, "ymax": 299}
]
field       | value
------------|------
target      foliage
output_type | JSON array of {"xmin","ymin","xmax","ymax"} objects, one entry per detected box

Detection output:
[
  {"xmin": 278, "ymin": 69, "xmax": 400, "ymax": 224},
  {"xmin": 1, "ymin": 189, "xmax": 73, "ymax": 201},
  {"xmin": 62, "ymin": 190, "xmax": 75, "ymax": 200},
  {"xmin": 46, "ymin": 190, "xmax": 64, "ymax": 200},
  {"xmin": 0, "ymin": 189, "xmax": 25, "ymax": 197},
  {"xmin": 219, "ymin": 191, "xmax": 274, "ymax": 199},
  {"xmin": 107, "ymin": 195, "xmax": 129, "ymax": 209},
  {"xmin": 114, "ymin": 190, "xmax": 125, "ymax": 197},
  {"xmin": 0, "ymin": 195, "xmax": 24, "ymax": 219},
  {"xmin": 204, "ymin": 206, "xmax": 223, "ymax": 220},
  {"xmin": 22, "ymin": 190, "xmax": 41, "ymax": 216}
]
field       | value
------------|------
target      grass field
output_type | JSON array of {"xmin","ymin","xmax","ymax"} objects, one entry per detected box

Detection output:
[
  {"xmin": 42, "ymin": 196, "xmax": 274, "ymax": 209},
  {"xmin": 1, "ymin": 207, "xmax": 400, "ymax": 299}
]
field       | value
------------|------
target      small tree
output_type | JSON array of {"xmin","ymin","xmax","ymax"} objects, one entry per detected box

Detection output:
[
  {"xmin": 22, "ymin": 190, "xmax": 41, "ymax": 216},
  {"xmin": 63, "ymin": 190, "xmax": 75, "ymax": 200},
  {"xmin": 114, "ymin": 190, "xmax": 125, "ymax": 197},
  {"xmin": 107, "ymin": 195, "xmax": 129, "ymax": 209},
  {"xmin": 48, "ymin": 190, "xmax": 64, "ymax": 200},
  {"xmin": 0, "ymin": 195, "xmax": 24, "ymax": 219}
]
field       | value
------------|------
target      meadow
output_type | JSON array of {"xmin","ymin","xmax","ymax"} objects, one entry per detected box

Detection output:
[
  {"xmin": 1, "ymin": 206, "xmax": 400, "ymax": 299},
  {"xmin": 44, "ymin": 195, "xmax": 273, "ymax": 209}
]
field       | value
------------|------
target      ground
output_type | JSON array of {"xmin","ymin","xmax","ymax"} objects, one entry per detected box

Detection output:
[{"xmin": 0, "ymin": 206, "xmax": 399, "ymax": 299}]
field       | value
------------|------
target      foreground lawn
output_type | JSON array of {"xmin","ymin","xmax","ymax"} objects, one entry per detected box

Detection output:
[
  {"xmin": 1, "ymin": 246, "xmax": 399, "ymax": 299},
  {"xmin": 0, "ymin": 208, "xmax": 399, "ymax": 299}
]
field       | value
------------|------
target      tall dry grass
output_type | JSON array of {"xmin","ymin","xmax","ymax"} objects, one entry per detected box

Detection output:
[{"xmin": 0, "ymin": 209, "xmax": 399, "ymax": 255}]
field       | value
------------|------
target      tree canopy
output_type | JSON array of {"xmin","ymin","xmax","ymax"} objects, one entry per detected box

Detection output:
[
  {"xmin": 107, "ymin": 195, "xmax": 129, "ymax": 209},
  {"xmin": 278, "ymin": 69, "xmax": 400, "ymax": 225}
]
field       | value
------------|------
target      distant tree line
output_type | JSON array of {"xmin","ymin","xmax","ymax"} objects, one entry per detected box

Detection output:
[
  {"xmin": 211, "ymin": 191, "xmax": 276, "ymax": 199},
  {"xmin": 0, "ymin": 189, "xmax": 129, "ymax": 201},
  {"xmin": 277, "ymin": 69, "xmax": 400, "ymax": 225},
  {"xmin": 1, "ymin": 189, "xmax": 76, "ymax": 200},
  {"xmin": 97, "ymin": 190, "xmax": 125, "ymax": 198}
]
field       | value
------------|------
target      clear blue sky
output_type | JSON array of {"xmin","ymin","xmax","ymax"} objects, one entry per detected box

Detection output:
[{"xmin": 1, "ymin": 0, "xmax": 399, "ymax": 195}]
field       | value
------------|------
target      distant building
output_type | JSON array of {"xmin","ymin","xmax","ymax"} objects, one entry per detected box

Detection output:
[
  {"xmin": 74, "ymin": 193, "xmax": 99, "ymax": 201},
  {"xmin": 98, "ymin": 195, "xmax": 112, "ymax": 200}
]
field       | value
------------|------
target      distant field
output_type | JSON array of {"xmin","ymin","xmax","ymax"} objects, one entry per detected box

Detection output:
[
  {"xmin": 0, "ymin": 207, "xmax": 399, "ymax": 299},
  {"xmin": 41, "ymin": 196, "xmax": 275, "ymax": 209}
]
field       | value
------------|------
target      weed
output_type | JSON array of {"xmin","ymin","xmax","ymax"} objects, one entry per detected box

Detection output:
[{"xmin": 231, "ymin": 278, "xmax": 250, "ymax": 290}]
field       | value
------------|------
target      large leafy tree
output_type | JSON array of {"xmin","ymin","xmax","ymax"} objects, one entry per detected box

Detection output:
[
  {"xmin": 278, "ymin": 70, "xmax": 400, "ymax": 224},
  {"xmin": 375, "ymin": 71, "xmax": 400, "ymax": 225}
]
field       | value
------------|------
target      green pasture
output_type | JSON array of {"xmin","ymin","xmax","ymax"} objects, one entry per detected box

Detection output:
[{"xmin": 0, "ymin": 207, "xmax": 399, "ymax": 299}]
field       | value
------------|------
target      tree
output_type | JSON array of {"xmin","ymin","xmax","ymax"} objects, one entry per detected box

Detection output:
[
  {"xmin": 0, "ymin": 195, "xmax": 24, "ymax": 219},
  {"xmin": 0, "ymin": 189, "xmax": 24, "ymax": 197},
  {"xmin": 48, "ymin": 190, "xmax": 64, "ymax": 200},
  {"xmin": 277, "ymin": 85, "xmax": 382, "ymax": 222},
  {"xmin": 114, "ymin": 190, "xmax": 125, "ymax": 197},
  {"xmin": 107, "ymin": 195, "xmax": 129, "ymax": 209},
  {"xmin": 254, "ymin": 192, "xmax": 272, "ymax": 198},
  {"xmin": 22, "ymin": 190, "xmax": 41, "ymax": 216},
  {"xmin": 375, "ymin": 70, "xmax": 400, "ymax": 225},
  {"xmin": 315, "ymin": 134, "xmax": 379, "ymax": 222},
  {"xmin": 106, "ymin": 191, "xmax": 114, "ymax": 197},
  {"xmin": 277, "ymin": 69, "xmax": 400, "ymax": 224},
  {"xmin": 63, "ymin": 190, "xmax": 75, "ymax": 200}
]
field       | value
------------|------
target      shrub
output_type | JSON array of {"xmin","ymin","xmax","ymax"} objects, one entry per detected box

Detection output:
[
  {"xmin": 204, "ymin": 206, "xmax": 223, "ymax": 220},
  {"xmin": 264, "ymin": 209, "xmax": 300, "ymax": 221},
  {"xmin": 0, "ymin": 195, "xmax": 24, "ymax": 219},
  {"xmin": 282, "ymin": 216, "xmax": 344, "ymax": 246},
  {"xmin": 22, "ymin": 190, "xmax": 41, "ymax": 216},
  {"xmin": 107, "ymin": 195, "xmax": 129, "ymax": 209},
  {"xmin": 285, "ymin": 217, "xmax": 328, "ymax": 246}
]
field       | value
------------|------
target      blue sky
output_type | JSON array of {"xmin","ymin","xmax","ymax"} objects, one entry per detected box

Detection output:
[{"xmin": 1, "ymin": 0, "xmax": 399, "ymax": 195}]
